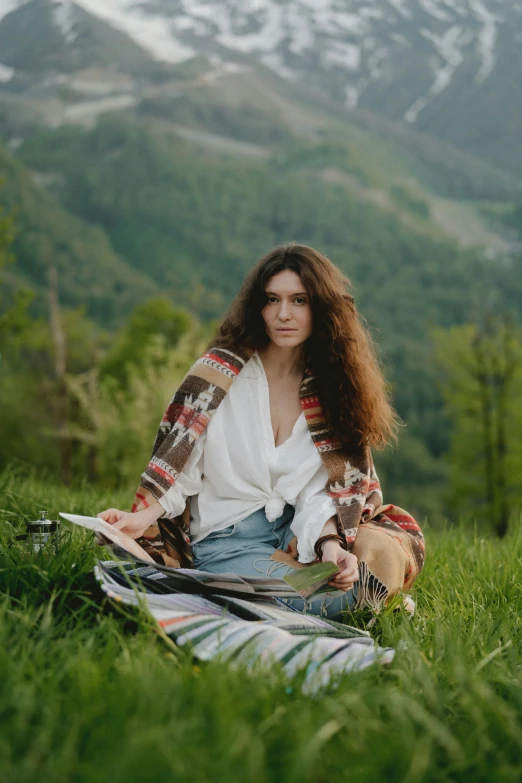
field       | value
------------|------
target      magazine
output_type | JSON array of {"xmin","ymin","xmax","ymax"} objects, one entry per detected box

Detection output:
[{"xmin": 60, "ymin": 512, "xmax": 340, "ymax": 599}]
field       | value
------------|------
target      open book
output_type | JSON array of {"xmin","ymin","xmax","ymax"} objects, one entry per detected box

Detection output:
[{"xmin": 60, "ymin": 513, "xmax": 340, "ymax": 600}]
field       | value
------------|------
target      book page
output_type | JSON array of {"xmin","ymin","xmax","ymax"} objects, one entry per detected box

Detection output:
[
  {"xmin": 59, "ymin": 512, "xmax": 155, "ymax": 563},
  {"xmin": 282, "ymin": 561, "xmax": 340, "ymax": 599}
]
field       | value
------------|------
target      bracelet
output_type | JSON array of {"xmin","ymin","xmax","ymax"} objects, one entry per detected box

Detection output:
[{"xmin": 314, "ymin": 533, "xmax": 348, "ymax": 560}]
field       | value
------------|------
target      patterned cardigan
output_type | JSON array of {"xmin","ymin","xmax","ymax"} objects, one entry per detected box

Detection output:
[{"xmin": 132, "ymin": 346, "xmax": 425, "ymax": 589}]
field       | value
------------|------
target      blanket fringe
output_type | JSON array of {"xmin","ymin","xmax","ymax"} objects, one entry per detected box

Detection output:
[{"xmin": 354, "ymin": 561, "xmax": 389, "ymax": 611}]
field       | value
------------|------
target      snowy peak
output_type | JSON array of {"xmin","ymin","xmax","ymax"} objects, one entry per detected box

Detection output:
[
  {"xmin": 1, "ymin": 0, "xmax": 521, "ymax": 175},
  {"xmin": 1, "ymin": 1, "xmax": 519, "ymax": 110},
  {"xmin": 60, "ymin": 0, "xmax": 196, "ymax": 64},
  {"xmin": 30, "ymin": 1, "xmax": 522, "ymax": 124},
  {"xmin": 0, "ymin": 0, "xmax": 159, "ymax": 73}
]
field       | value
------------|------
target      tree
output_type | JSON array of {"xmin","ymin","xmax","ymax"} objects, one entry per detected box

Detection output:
[
  {"xmin": 434, "ymin": 318, "xmax": 522, "ymax": 535},
  {"xmin": 0, "ymin": 197, "xmax": 32, "ymax": 349},
  {"xmin": 0, "ymin": 201, "xmax": 105, "ymax": 475},
  {"xmin": 100, "ymin": 297, "xmax": 192, "ymax": 386},
  {"xmin": 65, "ymin": 324, "xmax": 209, "ymax": 487}
]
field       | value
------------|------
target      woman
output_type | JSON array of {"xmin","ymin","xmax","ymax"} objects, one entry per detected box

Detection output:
[{"xmin": 98, "ymin": 243, "xmax": 425, "ymax": 619}]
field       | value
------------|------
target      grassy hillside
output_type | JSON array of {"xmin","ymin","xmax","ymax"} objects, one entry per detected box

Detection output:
[
  {"xmin": 343, "ymin": 106, "xmax": 522, "ymax": 203},
  {"xmin": 200, "ymin": 66, "xmax": 522, "ymax": 201},
  {"xmin": 130, "ymin": 72, "xmax": 522, "ymax": 254},
  {"xmin": 0, "ymin": 140, "xmax": 158, "ymax": 325},
  {"xmin": 1, "ymin": 470, "xmax": 522, "ymax": 783}
]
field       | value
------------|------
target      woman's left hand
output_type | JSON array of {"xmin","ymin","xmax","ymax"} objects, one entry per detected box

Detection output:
[
  {"xmin": 321, "ymin": 541, "xmax": 359, "ymax": 592},
  {"xmin": 96, "ymin": 500, "xmax": 164, "ymax": 540}
]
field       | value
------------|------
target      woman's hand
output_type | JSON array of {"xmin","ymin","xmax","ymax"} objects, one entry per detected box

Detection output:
[
  {"xmin": 97, "ymin": 508, "xmax": 154, "ymax": 540},
  {"xmin": 321, "ymin": 540, "xmax": 359, "ymax": 592}
]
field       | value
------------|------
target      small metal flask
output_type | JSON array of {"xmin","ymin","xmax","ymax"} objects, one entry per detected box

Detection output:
[{"xmin": 25, "ymin": 511, "xmax": 61, "ymax": 554}]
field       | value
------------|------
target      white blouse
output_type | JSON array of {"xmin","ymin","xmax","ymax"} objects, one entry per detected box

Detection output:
[{"xmin": 158, "ymin": 352, "xmax": 337, "ymax": 563}]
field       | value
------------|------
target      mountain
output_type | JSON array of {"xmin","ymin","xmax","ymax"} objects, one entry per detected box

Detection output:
[
  {"xmin": 2, "ymin": 0, "xmax": 522, "ymax": 216},
  {"xmin": 1, "ymin": 0, "xmax": 520, "ymax": 333},
  {"xmin": 0, "ymin": 3, "xmax": 520, "ymax": 260},
  {"xmin": 1, "ymin": 0, "xmax": 521, "ymax": 177}
]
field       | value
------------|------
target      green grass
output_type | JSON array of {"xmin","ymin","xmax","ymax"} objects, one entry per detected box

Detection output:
[{"xmin": 1, "ymin": 467, "xmax": 522, "ymax": 783}]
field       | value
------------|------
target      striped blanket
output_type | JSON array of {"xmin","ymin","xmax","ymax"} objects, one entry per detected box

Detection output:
[{"xmin": 95, "ymin": 559, "xmax": 394, "ymax": 693}]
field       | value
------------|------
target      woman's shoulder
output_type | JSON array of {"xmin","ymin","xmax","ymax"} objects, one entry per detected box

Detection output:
[{"xmin": 193, "ymin": 345, "xmax": 254, "ymax": 377}]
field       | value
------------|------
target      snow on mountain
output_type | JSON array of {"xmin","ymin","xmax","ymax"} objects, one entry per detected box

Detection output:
[
  {"xmin": 1, "ymin": 1, "xmax": 519, "ymax": 121},
  {"xmin": 72, "ymin": 0, "xmax": 196, "ymax": 63},
  {"xmin": 404, "ymin": 25, "xmax": 474, "ymax": 123},
  {"xmin": 0, "ymin": 0, "xmax": 19, "ymax": 18},
  {"xmin": 0, "ymin": 62, "xmax": 14, "ymax": 81},
  {"xmin": 468, "ymin": 0, "xmax": 498, "ymax": 83},
  {"xmin": 1, "ymin": 0, "xmax": 521, "ymax": 174},
  {"xmin": 53, "ymin": 0, "xmax": 77, "ymax": 44},
  {"xmin": 63, "ymin": 0, "xmax": 520, "ymax": 125},
  {"xmin": 0, "ymin": 0, "xmax": 195, "ymax": 63}
]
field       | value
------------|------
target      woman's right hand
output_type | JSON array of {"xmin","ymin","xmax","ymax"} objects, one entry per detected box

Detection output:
[
  {"xmin": 97, "ymin": 508, "xmax": 153, "ymax": 540},
  {"xmin": 322, "ymin": 540, "xmax": 359, "ymax": 592}
]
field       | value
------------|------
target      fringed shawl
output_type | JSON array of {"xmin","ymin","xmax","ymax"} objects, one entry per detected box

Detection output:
[{"xmin": 132, "ymin": 347, "xmax": 425, "ymax": 596}]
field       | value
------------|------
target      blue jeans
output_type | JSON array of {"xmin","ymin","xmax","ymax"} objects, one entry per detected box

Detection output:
[{"xmin": 192, "ymin": 505, "xmax": 356, "ymax": 621}]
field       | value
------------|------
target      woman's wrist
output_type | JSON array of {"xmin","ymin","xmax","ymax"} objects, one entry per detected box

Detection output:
[
  {"xmin": 314, "ymin": 533, "xmax": 348, "ymax": 560},
  {"xmin": 321, "ymin": 539, "xmax": 343, "ymax": 556},
  {"xmin": 137, "ymin": 500, "xmax": 165, "ymax": 526}
]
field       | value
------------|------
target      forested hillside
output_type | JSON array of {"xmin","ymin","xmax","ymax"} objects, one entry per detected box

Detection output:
[
  {"xmin": 0, "ymin": 141, "xmax": 158, "ymax": 326},
  {"xmin": 1, "ymin": 111, "xmax": 520, "ymax": 520},
  {"xmin": 17, "ymin": 114, "xmax": 522, "ymax": 326}
]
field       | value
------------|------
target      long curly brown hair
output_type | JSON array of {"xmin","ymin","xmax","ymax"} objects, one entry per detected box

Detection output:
[{"xmin": 214, "ymin": 243, "xmax": 399, "ymax": 448}]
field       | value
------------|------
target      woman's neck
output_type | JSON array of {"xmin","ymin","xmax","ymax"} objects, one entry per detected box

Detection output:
[{"xmin": 257, "ymin": 342, "xmax": 305, "ymax": 380}]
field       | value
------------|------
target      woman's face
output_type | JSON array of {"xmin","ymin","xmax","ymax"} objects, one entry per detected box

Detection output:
[{"xmin": 262, "ymin": 270, "xmax": 313, "ymax": 350}]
